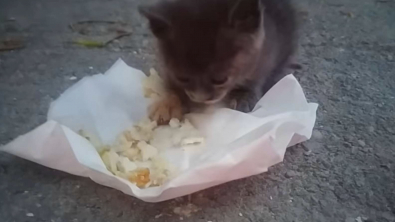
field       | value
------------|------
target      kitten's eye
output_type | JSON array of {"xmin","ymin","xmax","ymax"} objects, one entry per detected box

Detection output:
[
  {"xmin": 211, "ymin": 76, "xmax": 229, "ymax": 85},
  {"xmin": 176, "ymin": 76, "xmax": 190, "ymax": 84}
]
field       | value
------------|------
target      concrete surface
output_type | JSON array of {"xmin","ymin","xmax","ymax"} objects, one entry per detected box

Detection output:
[{"xmin": 1, "ymin": 0, "xmax": 394, "ymax": 221}]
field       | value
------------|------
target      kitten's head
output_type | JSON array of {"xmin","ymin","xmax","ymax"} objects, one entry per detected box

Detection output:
[{"xmin": 139, "ymin": 0, "xmax": 265, "ymax": 104}]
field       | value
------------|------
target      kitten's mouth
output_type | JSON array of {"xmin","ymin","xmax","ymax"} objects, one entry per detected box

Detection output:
[
  {"xmin": 202, "ymin": 98, "xmax": 223, "ymax": 104},
  {"xmin": 188, "ymin": 92, "xmax": 227, "ymax": 104}
]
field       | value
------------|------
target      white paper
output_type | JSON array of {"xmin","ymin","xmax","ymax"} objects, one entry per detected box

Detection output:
[{"xmin": 1, "ymin": 59, "xmax": 318, "ymax": 202}]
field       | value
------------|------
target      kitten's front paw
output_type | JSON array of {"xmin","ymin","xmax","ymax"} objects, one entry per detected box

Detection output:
[
  {"xmin": 148, "ymin": 93, "xmax": 183, "ymax": 124},
  {"xmin": 228, "ymin": 91, "xmax": 258, "ymax": 113}
]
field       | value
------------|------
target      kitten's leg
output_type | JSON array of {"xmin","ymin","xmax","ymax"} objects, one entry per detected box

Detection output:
[
  {"xmin": 227, "ymin": 62, "xmax": 301, "ymax": 113},
  {"xmin": 148, "ymin": 92, "xmax": 184, "ymax": 124},
  {"xmin": 227, "ymin": 88, "xmax": 260, "ymax": 113}
]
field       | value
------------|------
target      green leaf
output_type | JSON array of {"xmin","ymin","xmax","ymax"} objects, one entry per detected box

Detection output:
[{"xmin": 72, "ymin": 39, "xmax": 105, "ymax": 48}]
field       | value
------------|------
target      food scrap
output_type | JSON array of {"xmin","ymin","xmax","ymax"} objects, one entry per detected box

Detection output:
[{"xmin": 81, "ymin": 117, "xmax": 204, "ymax": 188}]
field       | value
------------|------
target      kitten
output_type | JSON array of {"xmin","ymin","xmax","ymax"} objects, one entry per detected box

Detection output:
[{"xmin": 139, "ymin": 0, "xmax": 299, "ymax": 123}]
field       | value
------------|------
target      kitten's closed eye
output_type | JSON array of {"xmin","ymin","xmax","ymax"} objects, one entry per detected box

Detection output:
[{"xmin": 211, "ymin": 76, "xmax": 229, "ymax": 85}]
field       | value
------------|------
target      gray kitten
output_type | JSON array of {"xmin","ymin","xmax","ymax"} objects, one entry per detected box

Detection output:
[{"xmin": 139, "ymin": 0, "xmax": 299, "ymax": 123}]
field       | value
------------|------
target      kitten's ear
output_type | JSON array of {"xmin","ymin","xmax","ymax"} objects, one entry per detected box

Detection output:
[
  {"xmin": 139, "ymin": 5, "xmax": 171, "ymax": 39},
  {"xmin": 228, "ymin": 0, "xmax": 264, "ymax": 32}
]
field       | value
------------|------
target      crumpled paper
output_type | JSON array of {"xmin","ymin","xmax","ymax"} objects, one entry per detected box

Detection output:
[{"xmin": 1, "ymin": 59, "xmax": 318, "ymax": 202}]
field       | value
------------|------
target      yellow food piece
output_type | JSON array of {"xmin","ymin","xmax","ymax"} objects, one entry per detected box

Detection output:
[{"xmin": 128, "ymin": 168, "xmax": 151, "ymax": 188}]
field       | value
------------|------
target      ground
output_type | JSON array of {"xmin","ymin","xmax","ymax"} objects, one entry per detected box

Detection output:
[{"xmin": 0, "ymin": 0, "xmax": 394, "ymax": 221}]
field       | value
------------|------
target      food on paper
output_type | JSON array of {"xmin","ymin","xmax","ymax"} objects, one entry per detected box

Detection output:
[{"xmin": 84, "ymin": 117, "xmax": 204, "ymax": 188}]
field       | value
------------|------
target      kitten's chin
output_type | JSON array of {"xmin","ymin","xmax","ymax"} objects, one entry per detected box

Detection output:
[
  {"xmin": 202, "ymin": 93, "xmax": 228, "ymax": 105},
  {"xmin": 188, "ymin": 96, "xmax": 225, "ymax": 105},
  {"xmin": 187, "ymin": 91, "xmax": 228, "ymax": 105},
  {"xmin": 189, "ymin": 97, "xmax": 222, "ymax": 104},
  {"xmin": 202, "ymin": 98, "xmax": 223, "ymax": 105}
]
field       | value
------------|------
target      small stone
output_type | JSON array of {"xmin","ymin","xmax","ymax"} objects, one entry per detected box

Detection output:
[
  {"xmin": 344, "ymin": 135, "xmax": 354, "ymax": 142},
  {"xmin": 285, "ymin": 171, "xmax": 297, "ymax": 178},
  {"xmin": 35, "ymin": 203, "xmax": 41, "ymax": 207},
  {"xmin": 89, "ymin": 66, "xmax": 93, "ymax": 70},
  {"xmin": 318, "ymin": 200, "xmax": 327, "ymax": 207},
  {"xmin": 387, "ymin": 54, "xmax": 393, "ymax": 61},
  {"xmin": 327, "ymin": 184, "xmax": 335, "ymax": 191},
  {"xmin": 180, "ymin": 217, "xmax": 184, "ymax": 221},
  {"xmin": 270, "ymin": 196, "xmax": 273, "ymax": 200},
  {"xmin": 113, "ymin": 47, "xmax": 121, "ymax": 52},
  {"xmin": 310, "ymin": 196, "xmax": 319, "ymax": 203},
  {"xmin": 312, "ymin": 130, "xmax": 323, "ymax": 140},
  {"xmin": 239, "ymin": 213, "xmax": 243, "ymax": 217},
  {"xmin": 344, "ymin": 142, "xmax": 352, "ymax": 148},
  {"xmin": 26, "ymin": 213, "xmax": 34, "ymax": 217},
  {"xmin": 358, "ymin": 140, "xmax": 366, "ymax": 147},
  {"xmin": 155, "ymin": 214, "xmax": 163, "ymax": 219},
  {"xmin": 293, "ymin": 180, "xmax": 303, "ymax": 187},
  {"xmin": 332, "ymin": 134, "xmax": 341, "ymax": 141},
  {"xmin": 304, "ymin": 150, "xmax": 312, "ymax": 156},
  {"xmin": 303, "ymin": 141, "xmax": 321, "ymax": 151},
  {"xmin": 367, "ymin": 126, "xmax": 375, "ymax": 133},
  {"xmin": 351, "ymin": 146, "xmax": 358, "ymax": 154},
  {"xmin": 69, "ymin": 76, "xmax": 77, "ymax": 80},
  {"xmin": 380, "ymin": 164, "xmax": 390, "ymax": 170},
  {"xmin": 355, "ymin": 179, "xmax": 365, "ymax": 187}
]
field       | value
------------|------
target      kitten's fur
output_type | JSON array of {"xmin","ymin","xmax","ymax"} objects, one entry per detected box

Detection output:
[{"xmin": 140, "ymin": 0, "xmax": 299, "ymax": 122}]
